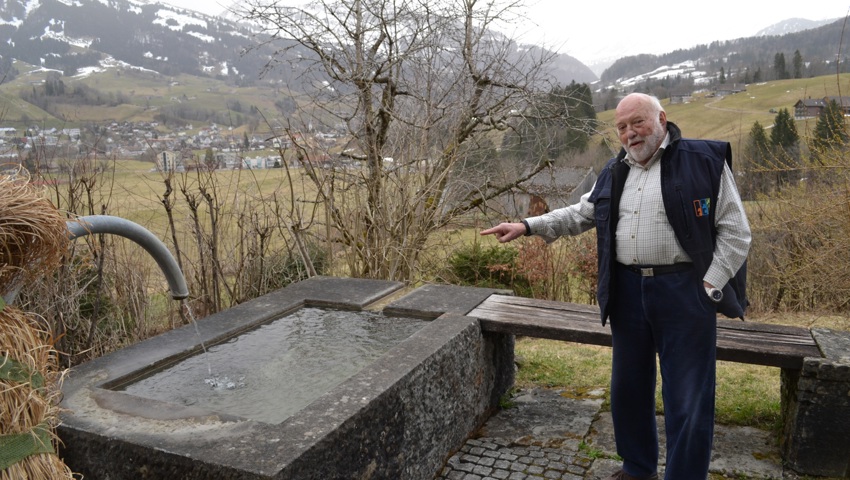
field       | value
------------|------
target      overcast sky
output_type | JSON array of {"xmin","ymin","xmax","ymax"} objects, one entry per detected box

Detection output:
[{"xmin": 159, "ymin": 0, "xmax": 848, "ymax": 66}]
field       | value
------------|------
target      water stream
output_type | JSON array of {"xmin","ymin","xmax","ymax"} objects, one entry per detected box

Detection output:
[{"xmin": 181, "ymin": 300, "xmax": 212, "ymax": 376}]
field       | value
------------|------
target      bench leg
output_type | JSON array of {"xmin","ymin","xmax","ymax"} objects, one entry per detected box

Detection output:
[{"xmin": 780, "ymin": 328, "xmax": 850, "ymax": 478}]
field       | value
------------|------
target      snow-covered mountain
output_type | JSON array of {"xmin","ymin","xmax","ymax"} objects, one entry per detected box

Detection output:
[
  {"xmin": 755, "ymin": 17, "xmax": 840, "ymax": 37},
  {"xmin": 0, "ymin": 0, "xmax": 294, "ymax": 84},
  {"xmin": 598, "ymin": 17, "xmax": 847, "ymax": 91},
  {"xmin": 0, "ymin": 0, "xmax": 598, "ymax": 87},
  {"xmin": 585, "ymin": 16, "xmax": 842, "ymax": 78},
  {"xmin": 0, "ymin": 0, "xmax": 842, "ymax": 96}
]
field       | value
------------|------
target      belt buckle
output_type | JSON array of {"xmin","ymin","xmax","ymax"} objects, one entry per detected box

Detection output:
[{"xmin": 640, "ymin": 267, "xmax": 654, "ymax": 277}]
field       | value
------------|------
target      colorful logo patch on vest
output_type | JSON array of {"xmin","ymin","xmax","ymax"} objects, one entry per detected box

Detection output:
[{"xmin": 693, "ymin": 198, "xmax": 710, "ymax": 217}]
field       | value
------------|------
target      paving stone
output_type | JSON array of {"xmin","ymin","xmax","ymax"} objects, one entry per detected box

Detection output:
[
  {"xmin": 445, "ymin": 471, "xmax": 467, "ymax": 480},
  {"xmin": 499, "ymin": 452, "xmax": 519, "ymax": 461},
  {"xmin": 526, "ymin": 465, "xmax": 545, "ymax": 475},
  {"xmin": 473, "ymin": 465, "xmax": 493, "ymax": 476},
  {"xmin": 509, "ymin": 462, "xmax": 526, "ymax": 472},
  {"xmin": 438, "ymin": 386, "xmax": 790, "ymax": 480}
]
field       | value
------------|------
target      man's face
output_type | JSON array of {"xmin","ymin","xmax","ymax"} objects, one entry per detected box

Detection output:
[{"xmin": 615, "ymin": 101, "xmax": 666, "ymax": 164}]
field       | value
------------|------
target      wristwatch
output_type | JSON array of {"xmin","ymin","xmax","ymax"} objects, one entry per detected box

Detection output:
[{"xmin": 705, "ymin": 286, "xmax": 723, "ymax": 303}]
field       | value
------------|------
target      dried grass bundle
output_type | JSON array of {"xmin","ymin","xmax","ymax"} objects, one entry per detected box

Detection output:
[
  {"xmin": 1, "ymin": 171, "xmax": 75, "ymax": 478},
  {"xmin": 0, "ymin": 172, "xmax": 70, "ymax": 295},
  {"xmin": 0, "ymin": 305, "xmax": 74, "ymax": 480}
]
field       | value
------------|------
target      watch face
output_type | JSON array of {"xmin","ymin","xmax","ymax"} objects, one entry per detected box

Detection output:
[{"xmin": 710, "ymin": 289, "xmax": 723, "ymax": 302}]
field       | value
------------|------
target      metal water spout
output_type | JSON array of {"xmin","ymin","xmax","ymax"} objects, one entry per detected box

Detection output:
[{"xmin": 66, "ymin": 215, "xmax": 189, "ymax": 300}]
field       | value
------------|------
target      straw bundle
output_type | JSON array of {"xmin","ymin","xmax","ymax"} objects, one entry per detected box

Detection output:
[
  {"xmin": 0, "ymin": 305, "xmax": 74, "ymax": 480},
  {"xmin": 1, "ymin": 171, "xmax": 75, "ymax": 479},
  {"xmin": 0, "ymin": 172, "xmax": 70, "ymax": 295}
]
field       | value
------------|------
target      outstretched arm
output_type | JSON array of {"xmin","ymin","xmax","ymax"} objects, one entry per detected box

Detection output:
[
  {"xmin": 481, "ymin": 184, "xmax": 599, "ymax": 244},
  {"xmin": 480, "ymin": 222, "xmax": 527, "ymax": 243}
]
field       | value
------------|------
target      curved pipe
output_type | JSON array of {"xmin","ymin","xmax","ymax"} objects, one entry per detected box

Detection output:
[{"xmin": 67, "ymin": 215, "xmax": 189, "ymax": 300}]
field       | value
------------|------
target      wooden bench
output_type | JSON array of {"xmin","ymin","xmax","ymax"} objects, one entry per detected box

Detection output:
[
  {"xmin": 468, "ymin": 294, "xmax": 821, "ymax": 369},
  {"xmin": 467, "ymin": 294, "xmax": 850, "ymax": 478}
]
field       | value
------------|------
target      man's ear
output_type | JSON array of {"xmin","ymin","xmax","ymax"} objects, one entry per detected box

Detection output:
[{"xmin": 659, "ymin": 110, "xmax": 667, "ymax": 127}]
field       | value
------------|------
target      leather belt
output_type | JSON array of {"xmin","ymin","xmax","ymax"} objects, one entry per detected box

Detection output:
[{"xmin": 618, "ymin": 262, "xmax": 692, "ymax": 277}]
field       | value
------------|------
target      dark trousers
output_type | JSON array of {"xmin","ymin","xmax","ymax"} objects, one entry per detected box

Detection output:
[{"xmin": 610, "ymin": 264, "xmax": 717, "ymax": 480}]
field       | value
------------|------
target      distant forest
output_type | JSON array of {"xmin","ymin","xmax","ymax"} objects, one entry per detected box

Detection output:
[{"xmin": 599, "ymin": 18, "xmax": 850, "ymax": 97}]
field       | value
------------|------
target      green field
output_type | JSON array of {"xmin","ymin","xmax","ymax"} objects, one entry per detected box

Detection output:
[{"xmin": 596, "ymin": 73, "xmax": 850, "ymax": 148}]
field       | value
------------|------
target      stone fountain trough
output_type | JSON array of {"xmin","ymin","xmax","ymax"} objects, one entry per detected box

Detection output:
[{"xmin": 57, "ymin": 277, "xmax": 514, "ymax": 479}]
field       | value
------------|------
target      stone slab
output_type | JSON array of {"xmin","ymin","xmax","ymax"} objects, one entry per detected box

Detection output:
[
  {"xmin": 478, "ymin": 387, "xmax": 604, "ymax": 451},
  {"xmin": 384, "ymin": 283, "xmax": 511, "ymax": 319},
  {"xmin": 812, "ymin": 328, "xmax": 850, "ymax": 363}
]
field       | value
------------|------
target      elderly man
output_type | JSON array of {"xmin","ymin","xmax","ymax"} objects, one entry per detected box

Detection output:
[{"xmin": 481, "ymin": 93, "xmax": 750, "ymax": 479}]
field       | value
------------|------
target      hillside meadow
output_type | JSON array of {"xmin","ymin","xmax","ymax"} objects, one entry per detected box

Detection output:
[
  {"xmin": 596, "ymin": 73, "xmax": 850, "ymax": 148},
  {"xmin": 1, "ymin": 58, "xmax": 308, "ymax": 133}
]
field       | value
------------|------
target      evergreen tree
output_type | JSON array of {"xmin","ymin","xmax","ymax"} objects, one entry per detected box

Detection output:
[
  {"xmin": 812, "ymin": 99, "xmax": 849, "ymax": 155},
  {"xmin": 502, "ymin": 82, "xmax": 597, "ymax": 164},
  {"xmin": 753, "ymin": 68, "xmax": 762, "ymax": 83},
  {"xmin": 792, "ymin": 50, "xmax": 803, "ymax": 79},
  {"xmin": 770, "ymin": 108, "xmax": 798, "ymax": 148},
  {"xmin": 719, "ymin": 67, "xmax": 726, "ymax": 84},
  {"xmin": 750, "ymin": 121, "xmax": 770, "ymax": 156},
  {"xmin": 603, "ymin": 88, "xmax": 619, "ymax": 111},
  {"xmin": 204, "ymin": 147, "xmax": 216, "ymax": 170},
  {"xmin": 744, "ymin": 121, "xmax": 771, "ymax": 196},
  {"xmin": 773, "ymin": 53, "xmax": 788, "ymax": 80},
  {"xmin": 769, "ymin": 108, "xmax": 800, "ymax": 187}
]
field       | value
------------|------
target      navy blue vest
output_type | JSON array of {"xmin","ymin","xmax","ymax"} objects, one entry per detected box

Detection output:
[{"xmin": 589, "ymin": 122, "xmax": 747, "ymax": 324}]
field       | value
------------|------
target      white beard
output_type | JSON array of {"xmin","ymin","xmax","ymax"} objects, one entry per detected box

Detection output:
[{"xmin": 626, "ymin": 122, "xmax": 665, "ymax": 163}]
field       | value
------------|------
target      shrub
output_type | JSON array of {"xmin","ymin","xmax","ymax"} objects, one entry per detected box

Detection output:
[
  {"xmin": 514, "ymin": 234, "xmax": 597, "ymax": 304},
  {"xmin": 448, "ymin": 243, "xmax": 529, "ymax": 291}
]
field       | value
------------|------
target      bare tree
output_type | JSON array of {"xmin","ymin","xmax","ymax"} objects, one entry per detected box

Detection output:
[{"xmin": 240, "ymin": 0, "xmax": 566, "ymax": 281}]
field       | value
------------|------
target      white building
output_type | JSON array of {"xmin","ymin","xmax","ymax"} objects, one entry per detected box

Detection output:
[{"xmin": 156, "ymin": 151, "xmax": 183, "ymax": 172}]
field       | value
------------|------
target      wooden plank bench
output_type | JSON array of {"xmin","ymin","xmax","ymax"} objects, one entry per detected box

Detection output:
[
  {"xmin": 466, "ymin": 293, "xmax": 850, "ymax": 477},
  {"xmin": 467, "ymin": 294, "xmax": 821, "ymax": 369}
]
